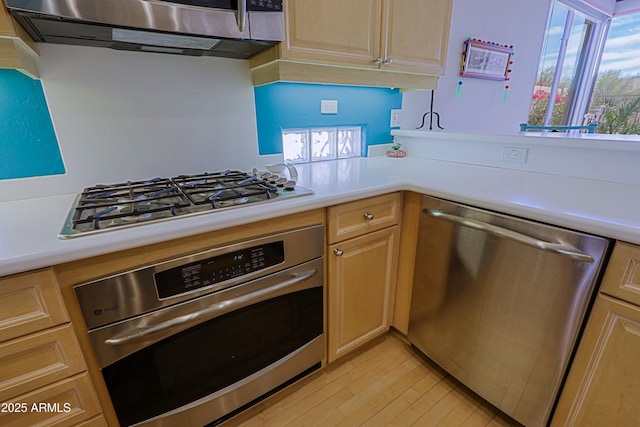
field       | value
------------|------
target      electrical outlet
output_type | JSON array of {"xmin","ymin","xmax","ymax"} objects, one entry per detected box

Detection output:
[
  {"xmin": 502, "ymin": 147, "xmax": 528, "ymax": 163},
  {"xmin": 390, "ymin": 109, "xmax": 401, "ymax": 127}
]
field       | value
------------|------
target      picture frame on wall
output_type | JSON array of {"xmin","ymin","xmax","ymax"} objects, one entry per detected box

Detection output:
[{"xmin": 461, "ymin": 39, "xmax": 513, "ymax": 81}]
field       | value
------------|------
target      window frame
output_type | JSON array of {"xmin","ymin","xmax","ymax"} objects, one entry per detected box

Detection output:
[{"xmin": 535, "ymin": 0, "xmax": 611, "ymax": 127}]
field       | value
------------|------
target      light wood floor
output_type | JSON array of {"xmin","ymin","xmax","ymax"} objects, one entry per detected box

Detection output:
[{"xmin": 223, "ymin": 332, "xmax": 524, "ymax": 427}]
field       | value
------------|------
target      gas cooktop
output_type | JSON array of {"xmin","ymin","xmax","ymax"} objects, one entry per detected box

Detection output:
[{"xmin": 59, "ymin": 169, "xmax": 313, "ymax": 239}]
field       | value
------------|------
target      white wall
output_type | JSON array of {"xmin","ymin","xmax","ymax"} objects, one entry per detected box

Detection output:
[
  {"xmin": 0, "ymin": 44, "xmax": 279, "ymax": 202},
  {"xmin": 401, "ymin": 0, "xmax": 552, "ymax": 134},
  {"xmin": 615, "ymin": 0, "xmax": 640, "ymax": 15},
  {"xmin": 394, "ymin": 129, "xmax": 640, "ymax": 186}
]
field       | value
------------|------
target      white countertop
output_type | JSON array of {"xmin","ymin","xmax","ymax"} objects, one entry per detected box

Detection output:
[{"xmin": 2, "ymin": 155, "xmax": 639, "ymax": 277}]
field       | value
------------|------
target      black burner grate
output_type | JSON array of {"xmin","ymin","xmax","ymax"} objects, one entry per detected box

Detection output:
[
  {"xmin": 69, "ymin": 172, "xmax": 284, "ymax": 232},
  {"xmin": 72, "ymin": 178, "xmax": 191, "ymax": 231},
  {"xmin": 172, "ymin": 171, "xmax": 279, "ymax": 208}
]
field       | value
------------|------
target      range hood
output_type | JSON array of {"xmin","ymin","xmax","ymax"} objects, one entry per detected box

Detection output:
[{"xmin": 4, "ymin": 0, "xmax": 284, "ymax": 58}]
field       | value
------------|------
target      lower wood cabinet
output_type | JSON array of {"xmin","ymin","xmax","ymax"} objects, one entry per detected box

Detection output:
[
  {"xmin": 0, "ymin": 269, "xmax": 104, "ymax": 427},
  {"xmin": 0, "ymin": 324, "xmax": 86, "ymax": 402},
  {"xmin": 552, "ymin": 294, "xmax": 640, "ymax": 426},
  {"xmin": 327, "ymin": 226, "xmax": 399, "ymax": 362},
  {"xmin": 553, "ymin": 241, "xmax": 640, "ymax": 426},
  {"xmin": 0, "ymin": 373, "xmax": 102, "ymax": 427}
]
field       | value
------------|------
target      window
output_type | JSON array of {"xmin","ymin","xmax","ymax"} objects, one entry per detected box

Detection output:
[
  {"xmin": 282, "ymin": 127, "xmax": 362, "ymax": 164},
  {"xmin": 528, "ymin": 0, "xmax": 610, "ymax": 129},
  {"xmin": 587, "ymin": 12, "xmax": 640, "ymax": 134}
]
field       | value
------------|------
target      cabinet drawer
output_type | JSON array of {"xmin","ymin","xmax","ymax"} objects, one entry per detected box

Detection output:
[
  {"xmin": 0, "ymin": 373, "xmax": 101, "ymax": 427},
  {"xmin": 72, "ymin": 415, "xmax": 108, "ymax": 427},
  {"xmin": 0, "ymin": 324, "xmax": 86, "ymax": 402},
  {"xmin": 0, "ymin": 269, "xmax": 69, "ymax": 343},
  {"xmin": 600, "ymin": 242, "xmax": 640, "ymax": 306},
  {"xmin": 328, "ymin": 193, "xmax": 401, "ymax": 243}
]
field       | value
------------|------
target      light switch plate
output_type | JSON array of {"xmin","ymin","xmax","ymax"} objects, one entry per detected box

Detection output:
[
  {"xmin": 390, "ymin": 109, "xmax": 401, "ymax": 127},
  {"xmin": 321, "ymin": 100, "xmax": 338, "ymax": 114}
]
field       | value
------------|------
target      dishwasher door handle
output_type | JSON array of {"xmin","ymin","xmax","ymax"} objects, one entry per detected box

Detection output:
[
  {"xmin": 425, "ymin": 209, "xmax": 595, "ymax": 263},
  {"xmin": 104, "ymin": 269, "xmax": 318, "ymax": 346}
]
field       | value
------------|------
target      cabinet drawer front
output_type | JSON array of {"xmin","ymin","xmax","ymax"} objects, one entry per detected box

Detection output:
[
  {"xmin": 0, "ymin": 373, "xmax": 101, "ymax": 427},
  {"xmin": 0, "ymin": 324, "xmax": 86, "ymax": 402},
  {"xmin": 328, "ymin": 193, "xmax": 401, "ymax": 243},
  {"xmin": 71, "ymin": 415, "xmax": 108, "ymax": 427},
  {"xmin": 0, "ymin": 269, "xmax": 69, "ymax": 343},
  {"xmin": 600, "ymin": 242, "xmax": 640, "ymax": 306}
]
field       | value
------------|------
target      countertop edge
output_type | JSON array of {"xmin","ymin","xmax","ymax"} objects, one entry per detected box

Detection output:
[{"xmin": 2, "ymin": 156, "xmax": 638, "ymax": 277}]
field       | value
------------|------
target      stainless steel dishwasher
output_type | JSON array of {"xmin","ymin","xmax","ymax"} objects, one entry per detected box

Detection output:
[{"xmin": 408, "ymin": 195, "xmax": 611, "ymax": 427}]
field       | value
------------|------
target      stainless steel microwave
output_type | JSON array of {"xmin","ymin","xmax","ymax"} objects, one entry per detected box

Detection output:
[{"xmin": 4, "ymin": 0, "xmax": 284, "ymax": 58}]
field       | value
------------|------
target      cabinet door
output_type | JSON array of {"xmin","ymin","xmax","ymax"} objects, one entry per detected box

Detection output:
[
  {"xmin": 1, "ymin": 3, "xmax": 17, "ymax": 37},
  {"xmin": 381, "ymin": 0, "xmax": 452, "ymax": 74},
  {"xmin": 282, "ymin": 0, "xmax": 382, "ymax": 68},
  {"xmin": 552, "ymin": 294, "xmax": 640, "ymax": 426},
  {"xmin": 328, "ymin": 226, "xmax": 399, "ymax": 362}
]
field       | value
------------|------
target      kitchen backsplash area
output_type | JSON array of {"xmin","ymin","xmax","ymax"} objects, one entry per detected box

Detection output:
[
  {"xmin": 1, "ymin": 44, "xmax": 406, "ymax": 203},
  {"xmin": 0, "ymin": 69, "xmax": 64, "ymax": 180},
  {"xmin": 254, "ymin": 82, "xmax": 402, "ymax": 156},
  {"xmin": 0, "ymin": 43, "xmax": 279, "ymax": 203}
]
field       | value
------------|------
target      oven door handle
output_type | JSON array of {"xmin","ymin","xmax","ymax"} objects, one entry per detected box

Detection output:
[
  {"xmin": 425, "ymin": 209, "xmax": 595, "ymax": 263},
  {"xmin": 104, "ymin": 268, "xmax": 318, "ymax": 346}
]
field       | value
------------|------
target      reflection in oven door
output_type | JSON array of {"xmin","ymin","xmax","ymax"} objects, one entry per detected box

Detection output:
[
  {"xmin": 75, "ymin": 226, "xmax": 325, "ymax": 427},
  {"xmin": 104, "ymin": 282, "xmax": 322, "ymax": 426}
]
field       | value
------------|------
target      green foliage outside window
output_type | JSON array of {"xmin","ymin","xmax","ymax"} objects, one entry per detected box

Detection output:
[{"xmin": 528, "ymin": 67, "xmax": 640, "ymax": 134}]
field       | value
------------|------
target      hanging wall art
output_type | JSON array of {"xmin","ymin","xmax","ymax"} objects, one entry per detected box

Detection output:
[{"xmin": 458, "ymin": 37, "xmax": 514, "ymax": 101}]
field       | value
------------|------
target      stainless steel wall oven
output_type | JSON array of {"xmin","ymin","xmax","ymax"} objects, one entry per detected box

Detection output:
[{"xmin": 74, "ymin": 225, "xmax": 324, "ymax": 427}]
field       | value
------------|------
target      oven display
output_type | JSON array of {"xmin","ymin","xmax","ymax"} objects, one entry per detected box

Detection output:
[{"xmin": 154, "ymin": 241, "xmax": 284, "ymax": 298}]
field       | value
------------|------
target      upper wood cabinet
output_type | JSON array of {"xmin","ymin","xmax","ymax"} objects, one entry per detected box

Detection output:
[
  {"xmin": 382, "ymin": 0, "xmax": 451, "ymax": 74},
  {"xmin": 0, "ymin": 3, "xmax": 39, "ymax": 78},
  {"xmin": 250, "ymin": 0, "xmax": 452, "ymax": 89},
  {"xmin": 283, "ymin": 0, "xmax": 382, "ymax": 69}
]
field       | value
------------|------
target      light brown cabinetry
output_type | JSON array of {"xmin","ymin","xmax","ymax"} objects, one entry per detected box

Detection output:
[
  {"xmin": 0, "ymin": 269, "xmax": 102, "ymax": 426},
  {"xmin": 250, "ymin": 0, "xmax": 451, "ymax": 89},
  {"xmin": 0, "ymin": 3, "xmax": 38, "ymax": 78},
  {"xmin": 391, "ymin": 191, "xmax": 422, "ymax": 335},
  {"xmin": 327, "ymin": 193, "xmax": 401, "ymax": 362},
  {"xmin": 553, "ymin": 242, "xmax": 640, "ymax": 426}
]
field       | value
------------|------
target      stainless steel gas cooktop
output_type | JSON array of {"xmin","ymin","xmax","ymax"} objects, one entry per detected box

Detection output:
[{"xmin": 59, "ymin": 169, "xmax": 313, "ymax": 239}]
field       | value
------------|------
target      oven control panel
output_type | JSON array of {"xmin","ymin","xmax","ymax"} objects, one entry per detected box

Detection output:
[
  {"xmin": 74, "ymin": 225, "xmax": 323, "ymax": 330},
  {"xmin": 249, "ymin": 0, "xmax": 283, "ymax": 11},
  {"xmin": 154, "ymin": 241, "xmax": 284, "ymax": 298}
]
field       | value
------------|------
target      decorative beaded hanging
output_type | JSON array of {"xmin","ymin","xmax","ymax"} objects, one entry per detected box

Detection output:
[{"xmin": 458, "ymin": 37, "xmax": 514, "ymax": 102}]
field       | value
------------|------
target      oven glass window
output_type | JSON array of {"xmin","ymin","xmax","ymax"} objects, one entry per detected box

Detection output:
[{"xmin": 102, "ymin": 287, "xmax": 322, "ymax": 426}]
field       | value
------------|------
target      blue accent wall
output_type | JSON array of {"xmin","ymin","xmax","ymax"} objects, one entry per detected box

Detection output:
[
  {"xmin": 254, "ymin": 82, "xmax": 402, "ymax": 155},
  {"xmin": 0, "ymin": 70, "xmax": 64, "ymax": 180}
]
